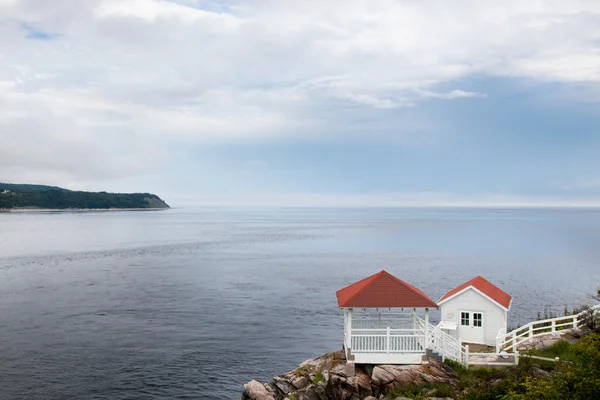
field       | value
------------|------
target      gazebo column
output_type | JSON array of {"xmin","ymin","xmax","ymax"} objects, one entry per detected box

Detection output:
[
  {"xmin": 424, "ymin": 308, "xmax": 430, "ymax": 349},
  {"xmin": 412, "ymin": 308, "xmax": 417, "ymax": 330},
  {"xmin": 343, "ymin": 308, "xmax": 353, "ymax": 350}
]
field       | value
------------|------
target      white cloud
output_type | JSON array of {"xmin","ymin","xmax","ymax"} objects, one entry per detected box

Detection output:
[
  {"xmin": 418, "ymin": 89, "xmax": 486, "ymax": 100},
  {"xmin": 2, "ymin": 0, "xmax": 600, "ymax": 185},
  {"xmin": 337, "ymin": 92, "xmax": 405, "ymax": 109}
]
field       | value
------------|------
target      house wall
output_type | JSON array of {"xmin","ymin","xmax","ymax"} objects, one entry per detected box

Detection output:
[{"xmin": 439, "ymin": 289, "xmax": 507, "ymax": 346}]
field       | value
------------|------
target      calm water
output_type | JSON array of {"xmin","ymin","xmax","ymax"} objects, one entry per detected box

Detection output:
[{"xmin": 1, "ymin": 207, "xmax": 599, "ymax": 399}]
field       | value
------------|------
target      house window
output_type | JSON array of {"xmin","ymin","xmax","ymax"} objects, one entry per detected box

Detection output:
[
  {"xmin": 460, "ymin": 312, "xmax": 470, "ymax": 326},
  {"xmin": 473, "ymin": 313, "xmax": 483, "ymax": 327}
]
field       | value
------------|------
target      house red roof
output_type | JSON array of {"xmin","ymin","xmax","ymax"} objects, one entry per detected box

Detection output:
[
  {"xmin": 336, "ymin": 270, "xmax": 438, "ymax": 308},
  {"xmin": 438, "ymin": 276, "xmax": 512, "ymax": 310}
]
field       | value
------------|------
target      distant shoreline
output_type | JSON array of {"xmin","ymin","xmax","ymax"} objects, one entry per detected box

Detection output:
[{"xmin": 0, "ymin": 208, "xmax": 169, "ymax": 213}]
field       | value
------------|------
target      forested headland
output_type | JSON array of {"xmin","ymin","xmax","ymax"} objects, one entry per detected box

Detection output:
[{"xmin": 0, "ymin": 183, "xmax": 170, "ymax": 210}]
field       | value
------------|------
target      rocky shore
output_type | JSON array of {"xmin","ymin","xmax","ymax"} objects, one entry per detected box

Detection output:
[{"xmin": 240, "ymin": 350, "xmax": 459, "ymax": 400}]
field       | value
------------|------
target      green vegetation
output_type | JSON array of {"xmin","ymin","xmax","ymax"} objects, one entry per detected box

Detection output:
[
  {"xmin": 311, "ymin": 371, "xmax": 325, "ymax": 385},
  {"xmin": 383, "ymin": 334, "xmax": 600, "ymax": 400},
  {"xmin": 502, "ymin": 334, "xmax": 600, "ymax": 400},
  {"xmin": 0, "ymin": 183, "xmax": 169, "ymax": 210},
  {"xmin": 528, "ymin": 340, "xmax": 579, "ymax": 364}
]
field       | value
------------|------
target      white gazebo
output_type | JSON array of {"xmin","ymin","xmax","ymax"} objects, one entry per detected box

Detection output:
[{"xmin": 336, "ymin": 270, "xmax": 440, "ymax": 364}]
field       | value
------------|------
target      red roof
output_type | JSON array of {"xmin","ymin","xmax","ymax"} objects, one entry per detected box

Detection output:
[
  {"xmin": 336, "ymin": 270, "xmax": 438, "ymax": 308},
  {"xmin": 438, "ymin": 276, "xmax": 512, "ymax": 310}
]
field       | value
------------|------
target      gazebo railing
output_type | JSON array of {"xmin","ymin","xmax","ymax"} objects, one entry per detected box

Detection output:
[
  {"xmin": 350, "ymin": 328, "xmax": 426, "ymax": 353},
  {"xmin": 351, "ymin": 318, "xmax": 416, "ymax": 330}
]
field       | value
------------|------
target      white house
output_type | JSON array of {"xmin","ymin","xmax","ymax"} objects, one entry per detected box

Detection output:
[{"xmin": 437, "ymin": 276, "xmax": 512, "ymax": 347}]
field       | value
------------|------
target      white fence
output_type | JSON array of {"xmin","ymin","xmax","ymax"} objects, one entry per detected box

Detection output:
[{"xmin": 496, "ymin": 304, "xmax": 600, "ymax": 352}]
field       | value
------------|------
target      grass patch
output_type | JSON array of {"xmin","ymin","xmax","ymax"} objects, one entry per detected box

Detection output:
[
  {"xmin": 528, "ymin": 340, "xmax": 577, "ymax": 362},
  {"xmin": 311, "ymin": 371, "xmax": 325, "ymax": 385}
]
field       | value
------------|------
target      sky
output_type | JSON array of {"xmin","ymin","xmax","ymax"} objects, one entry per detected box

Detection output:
[{"xmin": 1, "ymin": 0, "xmax": 600, "ymax": 207}]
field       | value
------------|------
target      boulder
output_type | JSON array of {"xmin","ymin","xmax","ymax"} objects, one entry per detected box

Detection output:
[
  {"xmin": 371, "ymin": 361, "xmax": 458, "ymax": 396},
  {"xmin": 292, "ymin": 376, "xmax": 309, "ymax": 389},
  {"xmin": 273, "ymin": 376, "xmax": 297, "ymax": 396},
  {"xmin": 242, "ymin": 380, "xmax": 276, "ymax": 400}
]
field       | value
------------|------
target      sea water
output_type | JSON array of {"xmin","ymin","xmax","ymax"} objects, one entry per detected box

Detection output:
[{"xmin": 1, "ymin": 207, "xmax": 599, "ymax": 399}]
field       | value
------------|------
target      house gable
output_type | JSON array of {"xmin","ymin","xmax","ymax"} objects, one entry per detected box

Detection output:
[
  {"xmin": 440, "ymin": 287, "xmax": 505, "ymax": 313},
  {"xmin": 438, "ymin": 276, "xmax": 512, "ymax": 311}
]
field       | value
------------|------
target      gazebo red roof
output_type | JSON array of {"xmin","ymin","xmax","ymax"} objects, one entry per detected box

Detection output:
[
  {"xmin": 336, "ymin": 270, "xmax": 438, "ymax": 308},
  {"xmin": 438, "ymin": 276, "xmax": 512, "ymax": 310}
]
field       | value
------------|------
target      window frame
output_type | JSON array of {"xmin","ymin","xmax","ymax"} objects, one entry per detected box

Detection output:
[
  {"xmin": 460, "ymin": 311, "xmax": 470, "ymax": 326},
  {"xmin": 473, "ymin": 312, "xmax": 483, "ymax": 328}
]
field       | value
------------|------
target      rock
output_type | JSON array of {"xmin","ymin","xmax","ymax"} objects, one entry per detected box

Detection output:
[
  {"xmin": 243, "ymin": 380, "xmax": 276, "ymax": 400},
  {"xmin": 292, "ymin": 376, "xmax": 309, "ymax": 389},
  {"xmin": 291, "ymin": 382, "xmax": 329, "ymax": 400},
  {"xmin": 300, "ymin": 353, "xmax": 335, "ymax": 373},
  {"xmin": 241, "ymin": 353, "xmax": 458, "ymax": 400},
  {"xmin": 330, "ymin": 362, "xmax": 355, "ymax": 378},
  {"xmin": 530, "ymin": 367, "xmax": 551, "ymax": 378},
  {"xmin": 355, "ymin": 369, "xmax": 371, "ymax": 393},
  {"xmin": 371, "ymin": 360, "xmax": 458, "ymax": 396},
  {"xmin": 273, "ymin": 376, "xmax": 297, "ymax": 396}
]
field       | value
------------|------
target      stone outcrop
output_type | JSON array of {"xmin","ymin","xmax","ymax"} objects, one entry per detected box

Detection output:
[{"xmin": 240, "ymin": 350, "xmax": 459, "ymax": 400}]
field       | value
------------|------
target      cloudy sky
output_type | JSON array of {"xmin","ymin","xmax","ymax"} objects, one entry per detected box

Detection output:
[{"xmin": 1, "ymin": 0, "xmax": 600, "ymax": 206}]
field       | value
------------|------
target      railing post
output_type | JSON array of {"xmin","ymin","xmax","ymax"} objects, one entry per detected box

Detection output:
[
  {"xmin": 551, "ymin": 320, "xmax": 556, "ymax": 333},
  {"xmin": 441, "ymin": 332, "xmax": 445, "ymax": 360},
  {"xmin": 465, "ymin": 344, "xmax": 469, "ymax": 369},
  {"xmin": 529, "ymin": 324, "xmax": 533, "ymax": 339},
  {"xmin": 386, "ymin": 327, "xmax": 391, "ymax": 354},
  {"xmin": 515, "ymin": 351, "xmax": 520, "ymax": 365}
]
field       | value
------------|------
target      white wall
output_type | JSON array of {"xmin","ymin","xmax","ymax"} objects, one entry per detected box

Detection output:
[{"xmin": 439, "ymin": 289, "xmax": 507, "ymax": 346}]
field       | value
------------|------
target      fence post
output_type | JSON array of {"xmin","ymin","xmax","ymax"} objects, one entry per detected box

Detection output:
[
  {"xmin": 529, "ymin": 324, "xmax": 533, "ymax": 340},
  {"xmin": 551, "ymin": 319, "xmax": 556, "ymax": 333},
  {"xmin": 515, "ymin": 351, "xmax": 520, "ymax": 366},
  {"xmin": 465, "ymin": 344, "xmax": 469, "ymax": 369},
  {"xmin": 386, "ymin": 327, "xmax": 390, "ymax": 354}
]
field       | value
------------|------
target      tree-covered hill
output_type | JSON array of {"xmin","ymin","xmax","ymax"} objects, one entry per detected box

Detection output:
[{"xmin": 0, "ymin": 183, "xmax": 170, "ymax": 210}]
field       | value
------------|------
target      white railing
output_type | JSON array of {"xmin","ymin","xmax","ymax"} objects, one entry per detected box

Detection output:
[
  {"xmin": 351, "ymin": 328, "xmax": 426, "ymax": 353},
  {"xmin": 351, "ymin": 318, "xmax": 415, "ymax": 330},
  {"xmin": 496, "ymin": 304, "xmax": 600, "ymax": 353},
  {"xmin": 415, "ymin": 317, "xmax": 466, "ymax": 365}
]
